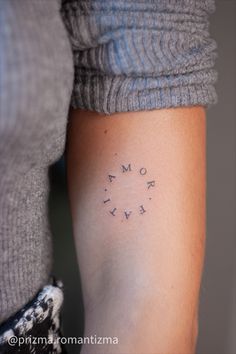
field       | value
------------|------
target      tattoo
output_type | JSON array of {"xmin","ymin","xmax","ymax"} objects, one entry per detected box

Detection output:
[
  {"xmin": 108, "ymin": 175, "xmax": 116, "ymax": 182},
  {"xmin": 147, "ymin": 180, "xmax": 155, "ymax": 189},
  {"xmin": 109, "ymin": 207, "xmax": 117, "ymax": 216},
  {"xmin": 103, "ymin": 163, "xmax": 156, "ymax": 221},
  {"xmin": 139, "ymin": 167, "xmax": 147, "ymax": 175},
  {"xmin": 139, "ymin": 205, "xmax": 146, "ymax": 214},
  {"xmin": 121, "ymin": 164, "xmax": 132, "ymax": 173},
  {"xmin": 124, "ymin": 210, "xmax": 132, "ymax": 219}
]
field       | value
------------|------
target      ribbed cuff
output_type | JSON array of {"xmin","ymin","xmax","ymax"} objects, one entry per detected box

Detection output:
[
  {"xmin": 70, "ymin": 74, "xmax": 217, "ymax": 115},
  {"xmin": 61, "ymin": 0, "xmax": 218, "ymax": 115}
]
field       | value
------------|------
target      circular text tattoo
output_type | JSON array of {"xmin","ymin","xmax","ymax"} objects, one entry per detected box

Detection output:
[{"xmin": 102, "ymin": 163, "xmax": 156, "ymax": 220}]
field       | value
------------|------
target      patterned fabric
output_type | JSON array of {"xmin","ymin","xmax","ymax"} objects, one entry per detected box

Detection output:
[{"xmin": 0, "ymin": 280, "xmax": 66, "ymax": 354}]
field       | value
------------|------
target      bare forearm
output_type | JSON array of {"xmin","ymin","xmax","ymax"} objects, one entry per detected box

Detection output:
[{"xmin": 66, "ymin": 107, "xmax": 206, "ymax": 354}]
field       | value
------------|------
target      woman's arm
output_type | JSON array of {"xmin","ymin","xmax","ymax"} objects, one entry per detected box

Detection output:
[{"xmin": 66, "ymin": 106, "xmax": 206, "ymax": 354}]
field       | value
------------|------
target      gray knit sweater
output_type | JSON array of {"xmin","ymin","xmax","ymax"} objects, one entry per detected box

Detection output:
[
  {"xmin": 61, "ymin": 0, "xmax": 217, "ymax": 113},
  {"xmin": 0, "ymin": 0, "xmax": 217, "ymax": 324}
]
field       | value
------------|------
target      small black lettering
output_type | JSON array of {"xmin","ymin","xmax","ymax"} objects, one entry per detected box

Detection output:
[
  {"xmin": 124, "ymin": 210, "xmax": 132, "ymax": 219},
  {"xmin": 147, "ymin": 180, "xmax": 155, "ymax": 189},
  {"xmin": 139, "ymin": 168, "xmax": 147, "ymax": 175},
  {"xmin": 109, "ymin": 208, "xmax": 117, "ymax": 216},
  {"xmin": 108, "ymin": 175, "xmax": 116, "ymax": 182},
  {"xmin": 122, "ymin": 164, "xmax": 132, "ymax": 173},
  {"xmin": 139, "ymin": 205, "xmax": 146, "ymax": 214}
]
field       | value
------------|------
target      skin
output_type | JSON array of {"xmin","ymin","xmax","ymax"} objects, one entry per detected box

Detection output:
[{"xmin": 66, "ymin": 106, "xmax": 206, "ymax": 354}]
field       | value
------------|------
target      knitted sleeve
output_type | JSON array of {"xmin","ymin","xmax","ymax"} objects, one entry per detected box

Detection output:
[{"xmin": 61, "ymin": 0, "xmax": 217, "ymax": 114}]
